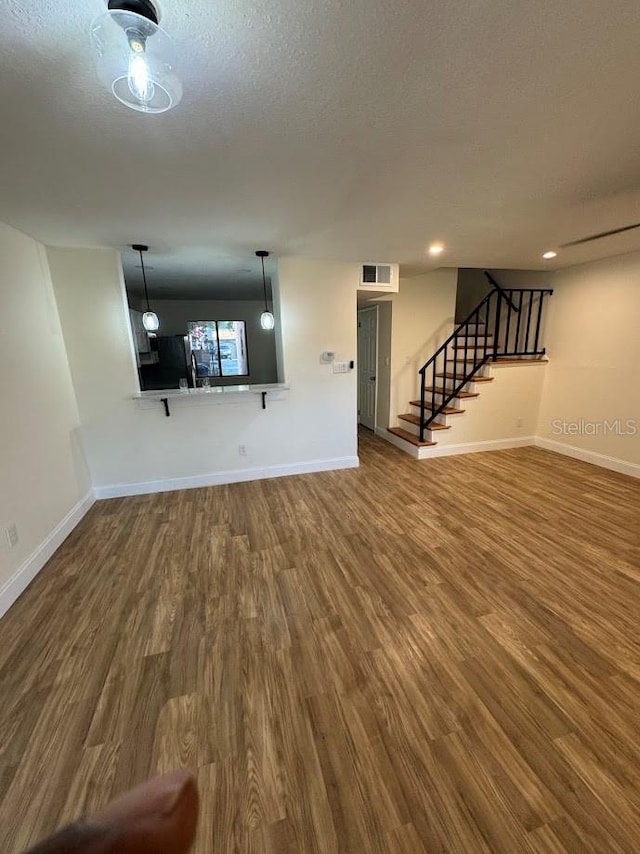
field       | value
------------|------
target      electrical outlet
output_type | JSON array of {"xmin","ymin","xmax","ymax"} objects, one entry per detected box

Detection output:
[
  {"xmin": 5, "ymin": 524, "xmax": 18, "ymax": 548},
  {"xmin": 238, "ymin": 444, "xmax": 247, "ymax": 456},
  {"xmin": 516, "ymin": 417, "xmax": 523, "ymax": 428}
]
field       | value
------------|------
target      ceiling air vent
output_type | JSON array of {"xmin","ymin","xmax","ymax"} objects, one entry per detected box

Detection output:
[
  {"xmin": 358, "ymin": 263, "xmax": 399, "ymax": 291},
  {"xmin": 559, "ymin": 222, "xmax": 640, "ymax": 247}
]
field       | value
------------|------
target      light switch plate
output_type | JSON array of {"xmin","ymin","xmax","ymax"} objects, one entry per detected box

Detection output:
[{"xmin": 332, "ymin": 362, "xmax": 349, "ymax": 374}]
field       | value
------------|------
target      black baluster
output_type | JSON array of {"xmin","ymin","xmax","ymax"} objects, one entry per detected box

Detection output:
[
  {"xmin": 443, "ymin": 343, "xmax": 447, "ymax": 407},
  {"xmin": 493, "ymin": 290, "xmax": 502, "ymax": 361},
  {"xmin": 515, "ymin": 290, "xmax": 523, "ymax": 353},
  {"xmin": 431, "ymin": 361, "xmax": 436, "ymax": 428},
  {"xmin": 419, "ymin": 368, "xmax": 426, "ymax": 442},
  {"xmin": 453, "ymin": 332, "xmax": 458, "ymax": 403},
  {"xmin": 464, "ymin": 313, "xmax": 469, "ymax": 381},
  {"xmin": 524, "ymin": 290, "xmax": 533, "ymax": 354},
  {"xmin": 533, "ymin": 292, "xmax": 544, "ymax": 354},
  {"xmin": 475, "ymin": 307, "xmax": 479, "ymax": 371},
  {"xmin": 483, "ymin": 297, "xmax": 488, "ymax": 363},
  {"xmin": 505, "ymin": 290, "xmax": 513, "ymax": 354}
]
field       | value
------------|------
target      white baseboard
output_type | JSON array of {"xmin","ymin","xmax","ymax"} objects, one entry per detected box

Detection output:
[
  {"xmin": 378, "ymin": 423, "xmax": 640, "ymax": 477},
  {"xmin": 417, "ymin": 435, "xmax": 534, "ymax": 460},
  {"xmin": 0, "ymin": 490, "xmax": 95, "ymax": 619},
  {"xmin": 374, "ymin": 426, "xmax": 420, "ymax": 458},
  {"xmin": 534, "ymin": 437, "xmax": 640, "ymax": 479},
  {"xmin": 375, "ymin": 427, "xmax": 535, "ymax": 460},
  {"xmin": 94, "ymin": 456, "xmax": 360, "ymax": 499}
]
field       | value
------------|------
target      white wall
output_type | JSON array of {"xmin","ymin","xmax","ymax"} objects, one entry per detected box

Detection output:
[
  {"xmin": 47, "ymin": 249, "xmax": 139, "ymax": 428},
  {"xmin": 537, "ymin": 252, "xmax": 640, "ymax": 468},
  {"xmin": 437, "ymin": 364, "xmax": 546, "ymax": 446},
  {"xmin": 387, "ymin": 270, "xmax": 458, "ymax": 426},
  {"xmin": 49, "ymin": 252, "xmax": 358, "ymax": 493},
  {"xmin": 0, "ymin": 224, "xmax": 91, "ymax": 613},
  {"xmin": 129, "ymin": 298, "xmax": 279, "ymax": 386},
  {"xmin": 376, "ymin": 301, "xmax": 392, "ymax": 429}
]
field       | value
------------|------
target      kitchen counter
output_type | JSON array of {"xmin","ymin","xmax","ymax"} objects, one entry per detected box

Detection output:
[
  {"xmin": 132, "ymin": 382, "xmax": 290, "ymax": 415},
  {"xmin": 133, "ymin": 382, "xmax": 289, "ymax": 399}
]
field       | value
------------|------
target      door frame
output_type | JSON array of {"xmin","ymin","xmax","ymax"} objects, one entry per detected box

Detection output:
[{"xmin": 357, "ymin": 305, "xmax": 379, "ymax": 431}]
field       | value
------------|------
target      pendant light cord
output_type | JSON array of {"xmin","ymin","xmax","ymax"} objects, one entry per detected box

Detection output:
[
  {"xmin": 261, "ymin": 254, "xmax": 269, "ymax": 312},
  {"xmin": 139, "ymin": 248, "xmax": 151, "ymax": 312}
]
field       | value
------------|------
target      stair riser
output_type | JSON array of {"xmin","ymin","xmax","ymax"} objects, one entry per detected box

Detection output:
[
  {"xmin": 430, "ymin": 366, "xmax": 492, "ymax": 381},
  {"xmin": 407, "ymin": 407, "xmax": 449, "ymax": 426},
  {"xmin": 437, "ymin": 370, "xmax": 483, "ymax": 384},
  {"xmin": 452, "ymin": 335, "xmax": 493, "ymax": 344},
  {"xmin": 439, "ymin": 366, "xmax": 493, "ymax": 379},
  {"xmin": 425, "ymin": 390, "xmax": 477, "ymax": 403},
  {"xmin": 447, "ymin": 357, "xmax": 494, "ymax": 371},
  {"xmin": 438, "ymin": 376, "xmax": 482, "ymax": 393},
  {"xmin": 398, "ymin": 420, "xmax": 443, "ymax": 441},
  {"xmin": 452, "ymin": 346, "xmax": 497, "ymax": 356}
]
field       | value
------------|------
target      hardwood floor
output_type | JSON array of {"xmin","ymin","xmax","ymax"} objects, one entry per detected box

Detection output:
[{"xmin": 1, "ymin": 431, "xmax": 639, "ymax": 852}]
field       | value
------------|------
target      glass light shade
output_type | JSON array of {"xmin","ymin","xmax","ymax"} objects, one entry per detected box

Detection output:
[
  {"xmin": 90, "ymin": 10, "xmax": 182, "ymax": 113},
  {"xmin": 142, "ymin": 310, "xmax": 160, "ymax": 331},
  {"xmin": 260, "ymin": 311, "xmax": 275, "ymax": 331}
]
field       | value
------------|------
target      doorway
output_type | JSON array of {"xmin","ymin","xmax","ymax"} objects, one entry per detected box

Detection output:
[{"xmin": 357, "ymin": 306, "xmax": 378, "ymax": 430}]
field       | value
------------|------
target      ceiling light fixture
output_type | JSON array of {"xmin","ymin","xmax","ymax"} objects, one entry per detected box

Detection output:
[
  {"xmin": 542, "ymin": 251, "xmax": 557, "ymax": 260},
  {"xmin": 90, "ymin": 0, "xmax": 182, "ymax": 114},
  {"xmin": 133, "ymin": 244, "xmax": 160, "ymax": 331},
  {"xmin": 256, "ymin": 251, "xmax": 275, "ymax": 331},
  {"xmin": 429, "ymin": 243, "xmax": 445, "ymax": 256}
]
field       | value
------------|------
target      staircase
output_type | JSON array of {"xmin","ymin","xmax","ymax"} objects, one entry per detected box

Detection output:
[{"xmin": 388, "ymin": 278, "xmax": 554, "ymax": 451}]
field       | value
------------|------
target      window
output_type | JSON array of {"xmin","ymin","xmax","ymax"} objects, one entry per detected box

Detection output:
[{"xmin": 187, "ymin": 321, "xmax": 249, "ymax": 379}]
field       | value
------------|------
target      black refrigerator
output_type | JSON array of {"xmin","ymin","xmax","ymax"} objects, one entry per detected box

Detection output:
[{"xmin": 139, "ymin": 335, "xmax": 191, "ymax": 390}]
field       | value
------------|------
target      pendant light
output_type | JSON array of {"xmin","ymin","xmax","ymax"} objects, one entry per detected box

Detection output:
[
  {"xmin": 90, "ymin": 0, "xmax": 182, "ymax": 114},
  {"xmin": 256, "ymin": 251, "xmax": 275, "ymax": 331},
  {"xmin": 133, "ymin": 244, "xmax": 159, "ymax": 332}
]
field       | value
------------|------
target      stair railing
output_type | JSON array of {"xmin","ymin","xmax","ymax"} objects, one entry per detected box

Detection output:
[
  {"xmin": 484, "ymin": 270, "xmax": 519, "ymax": 314},
  {"xmin": 418, "ymin": 287, "xmax": 553, "ymax": 442}
]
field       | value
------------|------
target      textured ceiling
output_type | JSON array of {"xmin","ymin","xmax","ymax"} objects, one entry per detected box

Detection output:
[{"xmin": 2, "ymin": 0, "xmax": 640, "ymax": 282}]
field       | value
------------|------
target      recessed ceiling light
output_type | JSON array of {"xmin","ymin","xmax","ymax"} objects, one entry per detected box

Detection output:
[
  {"xmin": 429, "ymin": 243, "xmax": 445, "ymax": 256},
  {"xmin": 542, "ymin": 251, "xmax": 557, "ymax": 260}
]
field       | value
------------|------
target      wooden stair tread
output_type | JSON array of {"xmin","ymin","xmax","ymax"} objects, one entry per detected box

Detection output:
[
  {"xmin": 425, "ymin": 386, "xmax": 480, "ymax": 398},
  {"xmin": 435, "ymin": 372, "xmax": 494, "ymax": 382},
  {"xmin": 491, "ymin": 358, "xmax": 547, "ymax": 365},
  {"xmin": 388, "ymin": 427, "xmax": 436, "ymax": 447},
  {"xmin": 409, "ymin": 402, "xmax": 465, "ymax": 414},
  {"xmin": 398, "ymin": 414, "xmax": 451, "ymax": 430}
]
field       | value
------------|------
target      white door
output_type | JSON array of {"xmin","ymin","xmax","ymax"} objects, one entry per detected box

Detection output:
[{"xmin": 357, "ymin": 307, "xmax": 378, "ymax": 430}]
